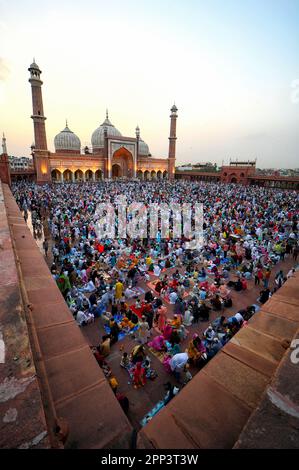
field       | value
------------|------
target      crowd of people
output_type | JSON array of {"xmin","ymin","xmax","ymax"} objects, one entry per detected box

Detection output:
[{"xmin": 12, "ymin": 179, "xmax": 298, "ymax": 420}]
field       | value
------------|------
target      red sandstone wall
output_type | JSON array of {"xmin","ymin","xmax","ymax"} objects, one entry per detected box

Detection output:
[
  {"xmin": 0, "ymin": 182, "xmax": 51, "ymax": 449},
  {"xmin": 138, "ymin": 274, "xmax": 299, "ymax": 449},
  {"xmin": 1, "ymin": 184, "xmax": 133, "ymax": 448}
]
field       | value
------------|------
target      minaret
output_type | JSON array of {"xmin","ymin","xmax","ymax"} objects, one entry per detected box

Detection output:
[
  {"xmin": 135, "ymin": 125, "xmax": 140, "ymax": 178},
  {"xmin": 0, "ymin": 132, "xmax": 11, "ymax": 186},
  {"xmin": 2, "ymin": 132, "xmax": 7, "ymax": 154},
  {"xmin": 168, "ymin": 104, "xmax": 177, "ymax": 180},
  {"xmin": 28, "ymin": 60, "xmax": 51, "ymax": 183}
]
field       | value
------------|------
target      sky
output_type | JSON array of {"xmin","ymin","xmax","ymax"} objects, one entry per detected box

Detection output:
[{"xmin": 0, "ymin": 0, "xmax": 298, "ymax": 168}]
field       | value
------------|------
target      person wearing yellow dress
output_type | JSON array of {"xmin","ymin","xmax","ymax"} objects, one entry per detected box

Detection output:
[
  {"xmin": 146, "ymin": 256, "xmax": 153, "ymax": 266},
  {"xmin": 115, "ymin": 280, "xmax": 124, "ymax": 302}
]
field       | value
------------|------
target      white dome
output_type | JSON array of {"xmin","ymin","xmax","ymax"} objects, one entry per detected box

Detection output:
[
  {"xmin": 91, "ymin": 114, "xmax": 122, "ymax": 149},
  {"xmin": 138, "ymin": 139, "xmax": 150, "ymax": 156},
  {"xmin": 54, "ymin": 124, "xmax": 81, "ymax": 151}
]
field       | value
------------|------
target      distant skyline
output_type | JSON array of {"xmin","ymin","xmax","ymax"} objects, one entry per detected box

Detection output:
[{"xmin": 0, "ymin": 0, "xmax": 298, "ymax": 168}]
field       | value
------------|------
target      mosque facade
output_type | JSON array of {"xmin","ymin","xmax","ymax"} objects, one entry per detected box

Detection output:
[{"xmin": 27, "ymin": 61, "xmax": 177, "ymax": 184}]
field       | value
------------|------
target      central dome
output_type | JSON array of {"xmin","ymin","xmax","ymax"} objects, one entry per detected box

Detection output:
[
  {"xmin": 91, "ymin": 113, "xmax": 122, "ymax": 150},
  {"xmin": 54, "ymin": 123, "xmax": 81, "ymax": 152}
]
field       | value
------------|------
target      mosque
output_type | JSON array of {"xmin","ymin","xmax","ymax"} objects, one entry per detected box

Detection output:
[
  {"xmin": 27, "ymin": 61, "xmax": 176, "ymax": 183},
  {"xmin": 1, "ymin": 60, "xmax": 298, "ymax": 189}
]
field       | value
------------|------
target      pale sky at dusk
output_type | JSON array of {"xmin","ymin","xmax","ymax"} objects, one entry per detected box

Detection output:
[{"xmin": 0, "ymin": 0, "xmax": 298, "ymax": 168}]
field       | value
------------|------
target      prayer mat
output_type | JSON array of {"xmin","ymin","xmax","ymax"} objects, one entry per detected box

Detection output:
[
  {"xmin": 130, "ymin": 305, "xmax": 144, "ymax": 319},
  {"xmin": 147, "ymin": 346, "xmax": 168, "ymax": 363},
  {"xmin": 132, "ymin": 286, "xmax": 146, "ymax": 295},
  {"xmin": 146, "ymin": 280, "xmax": 159, "ymax": 292}
]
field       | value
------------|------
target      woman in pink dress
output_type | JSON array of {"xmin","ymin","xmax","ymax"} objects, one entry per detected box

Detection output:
[
  {"xmin": 163, "ymin": 323, "xmax": 173, "ymax": 341},
  {"xmin": 157, "ymin": 305, "xmax": 167, "ymax": 332},
  {"xmin": 148, "ymin": 335, "xmax": 166, "ymax": 351}
]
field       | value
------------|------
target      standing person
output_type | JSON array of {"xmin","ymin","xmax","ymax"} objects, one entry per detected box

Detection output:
[
  {"xmin": 169, "ymin": 352, "xmax": 189, "ymax": 382},
  {"xmin": 263, "ymin": 268, "xmax": 271, "ymax": 288},
  {"xmin": 138, "ymin": 316, "xmax": 150, "ymax": 345},
  {"xmin": 109, "ymin": 319, "xmax": 121, "ymax": 345},
  {"xmin": 43, "ymin": 238, "xmax": 49, "ymax": 257},
  {"xmin": 133, "ymin": 362, "xmax": 146, "ymax": 389},
  {"xmin": 157, "ymin": 305, "xmax": 167, "ymax": 333},
  {"xmin": 275, "ymin": 270, "xmax": 284, "ymax": 288},
  {"xmin": 115, "ymin": 279, "xmax": 124, "ymax": 303},
  {"xmin": 255, "ymin": 268, "xmax": 263, "ymax": 286}
]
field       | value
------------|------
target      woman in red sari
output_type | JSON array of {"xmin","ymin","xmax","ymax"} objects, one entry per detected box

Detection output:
[{"xmin": 133, "ymin": 362, "xmax": 146, "ymax": 389}]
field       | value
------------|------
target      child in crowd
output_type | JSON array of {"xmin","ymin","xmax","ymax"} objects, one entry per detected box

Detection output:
[{"xmin": 120, "ymin": 352, "xmax": 130, "ymax": 369}]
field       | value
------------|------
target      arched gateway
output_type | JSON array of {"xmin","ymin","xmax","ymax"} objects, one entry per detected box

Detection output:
[{"xmin": 111, "ymin": 147, "xmax": 134, "ymax": 179}]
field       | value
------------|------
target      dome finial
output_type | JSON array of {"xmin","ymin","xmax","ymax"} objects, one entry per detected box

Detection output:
[
  {"xmin": 66, "ymin": 118, "xmax": 68, "ymax": 127},
  {"xmin": 106, "ymin": 108, "xmax": 109, "ymax": 119}
]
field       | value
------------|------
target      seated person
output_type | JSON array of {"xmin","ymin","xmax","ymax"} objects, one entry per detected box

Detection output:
[
  {"xmin": 210, "ymin": 294, "xmax": 223, "ymax": 311},
  {"xmin": 120, "ymin": 301, "xmax": 129, "ymax": 315},
  {"xmin": 203, "ymin": 325, "xmax": 216, "ymax": 343},
  {"xmin": 120, "ymin": 351, "xmax": 130, "ymax": 369},
  {"xmin": 153, "ymin": 264, "xmax": 162, "ymax": 277},
  {"xmin": 198, "ymin": 267, "xmax": 206, "ymax": 279},
  {"xmin": 91, "ymin": 346, "xmax": 105, "ymax": 367},
  {"xmin": 243, "ymin": 305, "xmax": 257, "ymax": 321},
  {"xmin": 99, "ymin": 335, "xmax": 111, "ymax": 357},
  {"xmin": 76, "ymin": 309, "xmax": 94, "ymax": 326},
  {"xmin": 259, "ymin": 288, "xmax": 270, "ymax": 304},
  {"xmin": 199, "ymin": 287, "xmax": 207, "ymax": 300},
  {"xmin": 183, "ymin": 307, "xmax": 193, "ymax": 326},
  {"xmin": 166, "ymin": 337, "xmax": 181, "ymax": 356},
  {"xmin": 207, "ymin": 337, "xmax": 222, "ymax": 359},
  {"xmin": 187, "ymin": 335, "xmax": 207, "ymax": 365},
  {"xmin": 211, "ymin": 315, "xmax": 226, "ymax": 331},
  {"xmin": 148, "ymin": 335, "xmax": 166, "ymax": 352},
  {"xmin": 234, "ymin": 279, "xmax": 243, "ymax": 291},
  {"xmin": 171, "ymin": 314, "xmax": 182, "ymax": 329},
  {"xmin": 144, "ymin": 290, "xmax": 154, "ymax": 303},
  {"xmin": 198, "ymin": 301, "xmax": 211, "ymax": 321},
  {"xmin": 127, "ymin": 309, "xmax": 139, "ymax": 325},
  {"xmin": 169, "ymin": 290, "xmax": 178, "ymax": 304}
]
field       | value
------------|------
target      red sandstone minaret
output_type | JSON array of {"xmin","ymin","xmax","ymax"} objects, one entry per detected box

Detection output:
[
  {"xmin": 28, "ymin": 60, "xmax": 51, "ymax": 183},
  {"xmin": 168, "ymin": 104, "xmax": 177, "ymax": 180},
  {"xmin": 0, "ymin": 133, "xmax": 11, "ymax": 186}
]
